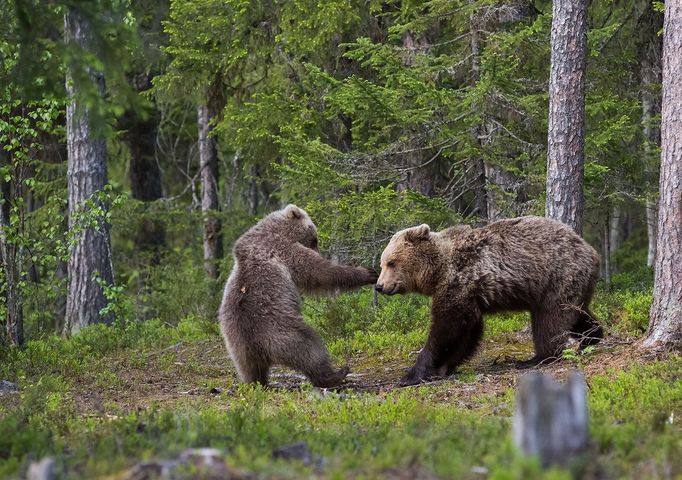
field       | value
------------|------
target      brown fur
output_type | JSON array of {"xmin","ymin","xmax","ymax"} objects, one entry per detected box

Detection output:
[
  {"xmin": 376, "ymin": 216, "xmax": 603, "ymax": 386},
  {"xmin": 219, "ymin": 204, "xmax": 378, "ymax": 387}
]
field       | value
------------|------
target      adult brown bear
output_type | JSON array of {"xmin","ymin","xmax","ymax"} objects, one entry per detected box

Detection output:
[
  {"xmin": 219, "ymin": 204, "xmax": 377, "ymax": 387},
  {"xmin": 375, "ymin": 216, "xmax": 603, "ymax": 386}
]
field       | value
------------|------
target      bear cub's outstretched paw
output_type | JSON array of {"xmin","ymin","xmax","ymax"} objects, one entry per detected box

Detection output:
[
  {"xmin": 310, "ymin": 365, "xmax": 350, "ymax": 388},
  {"xmin": 359, "ymin": 267, "xmax": 380, "ymax": 285}
]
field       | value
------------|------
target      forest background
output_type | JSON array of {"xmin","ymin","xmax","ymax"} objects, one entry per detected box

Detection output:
[{"xmin": 0, "ymin": 0, "xmax": 680, "ymax": 478}]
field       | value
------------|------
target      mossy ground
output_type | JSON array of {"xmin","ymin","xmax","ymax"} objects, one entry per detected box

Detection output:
[{"xmin": 0, "ymin": 290, "xmax": 680, "ymax": 479}]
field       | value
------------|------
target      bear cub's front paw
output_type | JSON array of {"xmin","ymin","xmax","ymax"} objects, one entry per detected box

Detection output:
[{"xmin": 360, "ymin": 267, "xmax": 379, "ymax": 285}]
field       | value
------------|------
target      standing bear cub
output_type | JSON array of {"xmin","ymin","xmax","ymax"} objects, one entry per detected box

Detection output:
[
  {"xmin": 376, "ymin": 216, "xmax": 603, "ymax": 386},
  {"xmin": 219, "ymin": 204, "xmax": 377, "ymax": 387}
]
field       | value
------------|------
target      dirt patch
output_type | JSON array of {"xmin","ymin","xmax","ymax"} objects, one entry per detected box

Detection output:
[{"xmin": 69, "ymin": 332, "xmax": 670, "ymax": 416}]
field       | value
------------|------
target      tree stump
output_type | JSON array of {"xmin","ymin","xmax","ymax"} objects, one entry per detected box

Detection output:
[
  {"xmin": 513, "ymin": 371, "xmax": 588, "ymax": 467},
  {"xmin": 26, "ymin": 457, "xmax": 55, "ymax": 480}
]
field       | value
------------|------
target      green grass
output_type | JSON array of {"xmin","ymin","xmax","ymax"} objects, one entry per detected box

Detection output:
[{"xmin": 0, "ymin": 289, "xmax": 679, "ymax": 479}]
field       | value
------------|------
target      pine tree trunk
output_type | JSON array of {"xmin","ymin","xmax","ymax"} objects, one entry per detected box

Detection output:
[
  {"xmin": 127, "ymin": 73, "xmax": 165, "ymax": 263},
  {"xmin": 645, "ymin": 0, "xmax": 682, "ymax": 347},
  {"xmin": 396, "ymin": 30, "xmax": 441, "ymax": 198},
  {"xmin": 197, "ymin": 104, "xmax": 223, "ymax": 279},
  {"xmin": 64, "ymin": 7, "xmax": 115, "ymax": 334},
  {"xmin": 469, "ymin": 13, "xmax": 489, "ymax": 220},
  {"xmin": 545, "ymin": 0, "xmax": 587, "ymax": 235}
]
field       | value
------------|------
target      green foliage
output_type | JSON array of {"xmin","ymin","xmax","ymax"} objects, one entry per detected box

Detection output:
[
  {"xmin": 306, "ymin": 187, "xmax": 461, "ymax": 264},
  {"xmin": 590, "ymin": 358, "xmax": 682, "ymax": 476}
]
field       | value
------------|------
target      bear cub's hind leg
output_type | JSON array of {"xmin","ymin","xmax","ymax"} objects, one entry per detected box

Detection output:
[
  {"xmin": 233, "ymin": 351, "xmax": 271, "ymax": 385},
  {"xmin": 273, "ymin": 321, "xmax": 350, "ymax": 388}
]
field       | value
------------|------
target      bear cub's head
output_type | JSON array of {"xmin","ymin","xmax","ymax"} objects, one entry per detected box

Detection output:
[
  {"xmin": 376, "ymin": 224, "xmax": 436, "ymax": 295},
  {"xmin": 275, "ymin": 204, "xmax": 319, "ymax": 250}
]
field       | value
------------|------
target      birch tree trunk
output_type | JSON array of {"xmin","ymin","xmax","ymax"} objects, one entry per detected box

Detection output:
[
  {"xmin": 646, "ymin": 198, "xmax": 658, "ymax": 267},
  {"xmin": 197, "ymin": 104, "xmax": 223, "ymax": 280},
  {"xmin": 608, "ymin": 204, "xmax": 623, "ymax": 257},
  {"xmin": 545, "ymin": 0, "xmax": 587, "ymax": 235},
  {"xmin": 645, "ymin": 0, "xmax": 682, "ymax": 347},
  {"xmin": 64, "ymin": 7, "xmax": 115, "ymax": 334}
]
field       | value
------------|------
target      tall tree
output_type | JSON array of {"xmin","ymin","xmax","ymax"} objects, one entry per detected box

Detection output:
[
  {"xmin": 545, "ymin": 0, "xmax": 588, "ymax": 235},
  {"xmin": 645, "ymin": 0, "xmax": 682, "ymax": 348},
  {"xmin": 0, "ymin": 152, "xmax": 23, "ymax": 345},
  {"xmin": 197, "ymin": 78, "xmax": 224, "ymax": 279},
  {"xmin": 64, "ymin": 6, "xmax": 115, "ymax": 334}
]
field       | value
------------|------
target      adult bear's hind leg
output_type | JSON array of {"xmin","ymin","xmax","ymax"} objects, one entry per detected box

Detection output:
[
  {"xmin": 570, "ymin": 308, "xmax": 603, "ymax": 348},
  {"xmin": 516, "ymin": 308, "xmax": 570, "ymax": 369}
]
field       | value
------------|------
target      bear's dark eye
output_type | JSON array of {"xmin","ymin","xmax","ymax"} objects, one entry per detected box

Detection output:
[{"xmin": 387, "ymin": 260, "xmax": 395, "ymax": 268}]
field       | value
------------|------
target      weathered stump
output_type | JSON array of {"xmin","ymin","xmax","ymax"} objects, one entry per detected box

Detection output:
[
  {"xmin": 513, "ymin": 371, "xmax": 588, "ymax": 467},
  {"xmin": 26, "ymin": 457, "xmax": 55, "ymax": 480}
]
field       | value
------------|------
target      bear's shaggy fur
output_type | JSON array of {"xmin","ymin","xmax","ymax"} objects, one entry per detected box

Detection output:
[
  {"xmin": 219, "ymin": 204, "xmax": 377, "ymax": 387},
  {"xmin": 376, "ymin": 216, "xmax": 603, "ymax": 386}
]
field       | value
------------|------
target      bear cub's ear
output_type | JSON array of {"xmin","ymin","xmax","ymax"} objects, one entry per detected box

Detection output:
[
  {"xmin": 405, "ymin": 224, "xmax": 431, "ymax": 243},
  {"xmin": 284, "ymin": 204, "xmax": 303, "ymax": 220}
]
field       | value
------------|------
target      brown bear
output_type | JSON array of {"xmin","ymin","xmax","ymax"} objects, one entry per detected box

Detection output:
[
  {"xmin": 219, "ymin": 204, "xmax": 378, "ymax": 387},
  {"xmin": 375, "ymin": 216, "xmax": 603, "ymax": 386}
]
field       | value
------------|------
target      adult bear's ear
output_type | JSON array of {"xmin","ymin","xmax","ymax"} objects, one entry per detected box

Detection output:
[
  {"xmin": 284, "ymin": 204, "xmax": 303, "ymax": 220},
  {"xmin": 405, "ymin": 224, "xmax": 431, "ymax": 243}
]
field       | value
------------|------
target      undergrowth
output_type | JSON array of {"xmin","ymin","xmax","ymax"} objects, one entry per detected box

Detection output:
[{"xmin": 1, "ymin": 277, "xmax": 678, "ymax": 479}]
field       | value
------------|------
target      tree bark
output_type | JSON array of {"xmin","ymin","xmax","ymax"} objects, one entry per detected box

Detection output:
[
  {"xmin": 545, "ymin": 0, "xmax": 587, "ymax": 235},
  {"xmin": 396, "ymin": 30, "xmax": 441, "ymax": 198},
  {"xmin": 197, "ymin": 104, "xmax": 223, "ymax": 279},
  {"xmin": 645, "ymin": 1, "xmax": 682, "ymax": 347},
  {"xmin": 126, "ymin": 73, "xmax": 165, "ymax": 262},
  {"xmin": 0, "ymin": 153, "xmax": 24, "ymax": 346},
  {"xmin": 247, "ymin": 163, "xmax": 261, "ymax": 215},
  {"xmin": 64, "ymin": 7, "xmax": 115, "ymax": 334},
  {"xmin": 609, "ymin": 204, "xmax": 624, "ymax": 259},
  {"xmin": 469, "ymin": 13, "xmax": 489, "ymax": 220}
]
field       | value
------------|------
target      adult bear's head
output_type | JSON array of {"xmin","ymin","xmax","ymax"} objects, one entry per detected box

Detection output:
[{"xmin": 376, "ymin": 224, "xmax": 441, "ymax": 296}]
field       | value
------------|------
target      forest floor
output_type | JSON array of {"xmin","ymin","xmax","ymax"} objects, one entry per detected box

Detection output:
[
  {"xmin": 1, "ymin": 306, "xmax": 681, "ymax": 479},
  {"xmin": 70, "ymin": 330, "xmax": 651, "ymax": 415}
]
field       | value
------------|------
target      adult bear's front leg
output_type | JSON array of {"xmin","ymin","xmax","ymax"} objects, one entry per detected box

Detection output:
[{"xmin": 398, "ymin": 292, "xmax": 482, "ymax": 386}]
